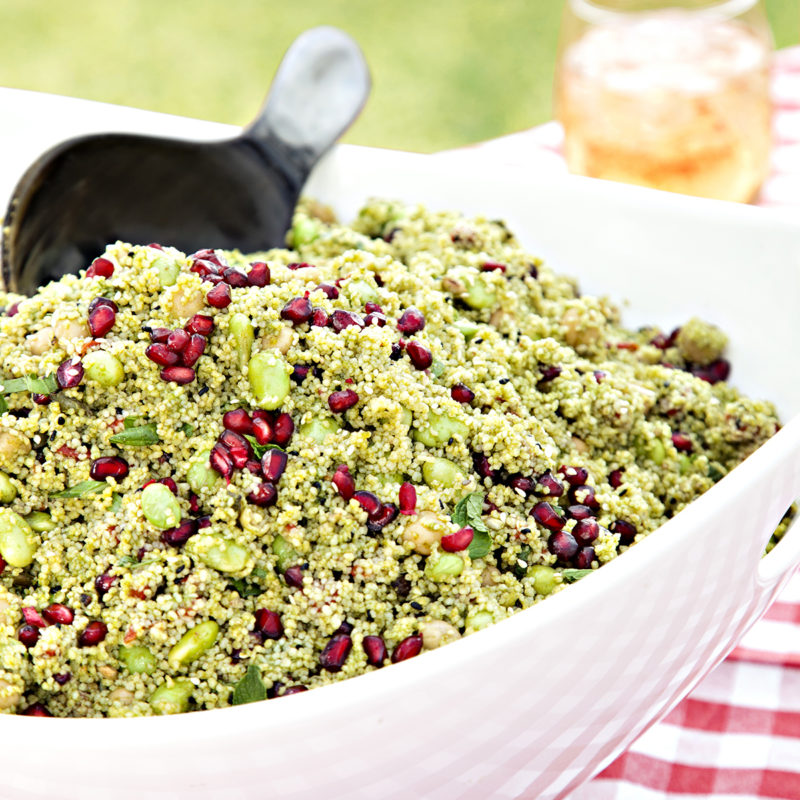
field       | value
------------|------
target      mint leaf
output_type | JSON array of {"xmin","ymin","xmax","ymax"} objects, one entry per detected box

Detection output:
[
  {"xmin": 228, "ymin": 578, "xmax": 262, "ymax": 598},
  {"xmin": 560, "ymin": 568, "xmax": 594, "ymax": 583},
  {"xmin": 111, "ymin": 493, "xmax": 123, "ymax": 513},
  {"xmin": 51, "ymin": 479, "xmax": 107, "ymax": 498},
  {"xmin": 468, "ymin": 530, "xmax": 492, "ymax": 559},
  {"xmin": 123, "ymin": 416, "xmax": 141, "ymax": 429},
  {"xmin": 244, "ymin": 437, "xmax": 284, "ymax": 460},
  {"xmin": 452, "ymin": 491, "xmax": 488, "ymax": 534},
  {"xmin": 0, "ymin": 374, "xmax": 58, "ymax": 395},
  {"xmin": 180, "ymin": 422, "xmax": 195, "ymax": 437},
  {"xmin": 110, "ymin": 423, "xmax": 160, "ymax": 446},
  {"xmin": 232, "ymin": 664, "xmax": 267, "ymax": 706},
  {"xmin": 0, "ymin": 396, "xmax": 7, "ymax": 414}
]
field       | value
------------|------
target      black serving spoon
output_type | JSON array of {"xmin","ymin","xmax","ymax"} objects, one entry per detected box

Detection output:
[{"xmin": 1, "ymin": 26, "xmax": 370, "ymax": 295}]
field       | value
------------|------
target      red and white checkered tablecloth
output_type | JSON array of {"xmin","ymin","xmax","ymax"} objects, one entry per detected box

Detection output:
[{"xmin": 460, "ymin": 46, "xmax": 800, "ymax": 800}]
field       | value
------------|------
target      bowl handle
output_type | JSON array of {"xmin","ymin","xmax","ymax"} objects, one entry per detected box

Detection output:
[{"xmin": 758, "ymin": 507, "xmax": 800, "ymax": 587}]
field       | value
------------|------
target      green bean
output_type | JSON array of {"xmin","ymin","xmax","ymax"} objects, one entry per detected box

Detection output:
[
  {"xmin": 83, "ymin": 350, "xmax": 125, "ymax": 387},
  {"xmin": 119, "ymin": 644, "xmax": 158, "ymax": 674},
  {"xmin": 187, "ymin": 533, "xmax": 249, "ymax": 574},
  {"xmin": 412, "ymin": 411, "xmax": 468, "ymax": 447},
  {"xmin": 140, "ymin": 483, "xmax": 181, "ymax": 530},
  {"xmin": 422, "ymin": 457, "xmax": 464, "ymax": 489},
  {"xmin": 0, "ymin": 471, "xmax": 16, "ymax": 504},
  {"xmin": 248, "ymin": 352, "xmax": 291, "ymax": 410},
  {"xmin": 230, "ymin": 313, "xmax": 254, "ymax": 370},
  {"xmin": 0, "ymin": 509, "xmax": 39, "ymax": 567},
  {"xmin": 298, "ymin": 417, "xmax": 340, "ymax": 443},
  {"xmin": 153, "ymin": 255, "xmax": 181, "ymax": 287},
  {"xmin": 167, "ymin": 620, "xmax": 219, "ymax": 669},
  {"xmin": 272, "ymin": 534, "xmax": 300, "ymax": 572},
  {"xmin": 24, "ymin": 511, "xmax": 55, "ymax": 532},
  {"xmin": 186, "ymin": 449, "xmax": 219, "ymax": 492},
  {"xmin": 150, "ymin": 678, "xmax": 194, "ymax": 715},
  {"xmin": 425, "ymin": 553, "xmax": 464, "ymax": 581},
  {"xmin": 528, "ymin": 564, "xmax": 559, "ymax": 596}
]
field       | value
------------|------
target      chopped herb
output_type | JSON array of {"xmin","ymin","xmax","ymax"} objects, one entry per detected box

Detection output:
[
  {"xmin": 110, "ymin": 423, "xmax": 160, "ymax": 446},
  {"xmin": 228, "ymin": 578, "xmax": 262, "ymax": 598},
  {"xmin": 0, "ymin": 396, "xmax": 7, "ymax": 414},
  {"xmin": 232, "ymin": 664, "xmax": 267, "ymax": 706},
  {"xmin": 0, "ymin": 374, "xmax": 58, "ymax": 395},
  {"xmin": 252, "ymin": 567, "xmax": 268, "ymax": 579},
  {"xmin": 452, "ymin": 491, "xmax": 488, "ymax": 534},
  {"xmin": 180, "ymin": 422, "xmax": 195, "ymax": 437},
  {"xmin": 244, "ymin": 436, "xmax": 284, "ymax": 460},
  {"xmin": 123, "ymin": 416, "xmax": 141, "ymax": 429},
  {"xmin": 560, "ymin": 569, "xmax": 594, "ymax": 583},
  {"xmin": 111, "ymin": 493, "xmax": 123, "ymax": 513},
  {"xmin": 51, "ymin": 480, "xmax": 107, "ymax": 498}
]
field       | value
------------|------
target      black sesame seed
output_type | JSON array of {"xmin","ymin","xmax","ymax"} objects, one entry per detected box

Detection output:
[
  {"xmin": 521, "ymin": 527, "xmax": 531, "ymax": 534},
  {"xmin": 312, "ymin": 481, "xmax": 322, "ymax": 489},
  {"xmin": 198, "ymin": 386, "xmax": 209, "ymax": 396},
  {"xmin": 499, "ymin": 378, "xmax": 510, "ymax": 385},
  {"xmin": 474, "ymin": 338, "xmax": 483, "ymax": 344},
  {"xmin": 410, "ymin": 601, "xmax": 422, "ymax": 610}
]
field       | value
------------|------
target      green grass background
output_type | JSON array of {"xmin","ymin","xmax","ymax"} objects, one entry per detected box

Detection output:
[{"xmin": 1, "ymin": 1, "xmax": 797, "ymax": 152}]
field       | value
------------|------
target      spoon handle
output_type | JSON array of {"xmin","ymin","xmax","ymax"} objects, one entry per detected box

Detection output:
[{"xmin": 244, "ymin": 26, "xmax": 371, "ymax": 185}]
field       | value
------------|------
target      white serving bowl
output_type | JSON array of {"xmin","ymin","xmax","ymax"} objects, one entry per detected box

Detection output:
[{"xmin": 1, "ymin": 89, "xmax": 799, "ymax": 800}]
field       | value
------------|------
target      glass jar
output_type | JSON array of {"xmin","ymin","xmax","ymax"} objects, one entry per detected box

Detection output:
[{"xmin": 554, "ymin": 0, "xmax": 774, "ymax": 202}]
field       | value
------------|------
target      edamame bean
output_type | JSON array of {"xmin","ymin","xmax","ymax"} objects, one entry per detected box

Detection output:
[
  {"xmin": 230, "ymin": 313, "xmax": 254, "ymax": 370},
  {"xmin": 0, "ymin": 472, "xmax": 16, "ymax": 504},
  {"xmin": 528, "ymin": 564, "xmax": 559, "ymax": 596},
  {"xmin": 119, "ymin": 644, "xmax": 158, "ymax": 674},
  {"xmin": 465, "ymin": 275, "xmax": 496, "ymax": 310},
  {"xmin": 422, "ymin": 458, "xmax": 464, "ymax": 489},
  {"xmin": 647, "ymin": 438, "xmax": 666, "ymax": 465},
  {"xmin": 248, "ymin": 352, "xmax": 291, "ymax": 410},
  {"xmin": 167, "ymin": 620, "xmax": 219, "ymax": 669},
  {"xmin": 141, "ymin": 483, "xmax": 181, "ymax": 530},
  {"xmin": 425, "ymin": 553, "xmax": 464, "ymax": 582},
  {"xmin": 0, "ymin": 509, "xmax": 39, "ymax": 568},
  {"xmin": 153, "ymin": 255, "xmax": 181, "ymax": 287},
  {"xmin": 678, "ymin": 454, "xmax": 693, "ymax": 475},
  {"xmin": 83, "ymin": 350, "xmax": 125, "ymax": 387},
  {"xmin": 454, "ymin": 318, "xmax": 480, "ymax": 340},
  {"xmin": 150, "ymin": 678, "xmax": 194, "ymax": 715},
  {"xmin": 187, "ymin": 533, "xmax": 249, "ymax": 574},
  {"xmin": 272, "ymin": 534, "xmax": 300, "ymax": 572},
  {"xmin": 187, "ymin": 449, "xmax": 219, "ymax": 492},
  {"xmin": 465, "ymin": 610, "xmax": 493, "ymax": 632},
  {"xmin": 412, "ymin": 411, "xmax": 468, "ymax": 447},
  {"xmin": 291, "ymin": 216, "xmax": 320, "ymax": 247},
  {"xmin": 24, "ymin": 511, "xmax": 55, "ymax": 532},
  {"xmin": 298, "ymin": 417, "xmax": 340, "ymax": 443},
  {"xmin": 348, "ymin": 279, "xmax": 379, "ymax": 305}
]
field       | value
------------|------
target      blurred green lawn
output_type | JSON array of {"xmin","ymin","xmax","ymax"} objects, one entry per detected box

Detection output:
[{"xmin": 1, "ymin": 1, "xmax": 797, "ymax": 152}]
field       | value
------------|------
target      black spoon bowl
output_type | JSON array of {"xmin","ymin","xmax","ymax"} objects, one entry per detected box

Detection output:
[{"xmin": 1, "ymin": 26, "xmax": 370, "ymax": 295}]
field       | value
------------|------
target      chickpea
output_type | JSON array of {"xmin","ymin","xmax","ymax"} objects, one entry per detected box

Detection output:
[
  {"xmin": 171, "ymin": 287, "xmax": 205, "ymax": 319},
  {"xmin": 421, "ymin": 620, "xmax": 461, "ymax": 650},
  {"xmin": 402, "ymin": 510, "xmax": 449, "ymax": 556},
  {"xmin": 561, "ymin": 306, "xmax": 604, "ymax": 349},
  {"xmin": 0, "ymin": 678, "xmax": 21, "ymax": 711},
  {"xmin": 53, "ymin": 316, "xmax": 90, "ymax": 342},
  {"xmin": 0, "ymin": 429, "xmax": 31, "ymax": 468},
  {"xmin": 26, "ymin": 327, "xmax": 54, "ymax": 355},
  {"xmin": 109, "ymin": 688, "xmax": 135, "ymax": 706}
]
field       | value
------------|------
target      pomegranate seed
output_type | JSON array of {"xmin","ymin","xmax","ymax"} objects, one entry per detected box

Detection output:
[
  {"xmin": 481, "ymin": 261, "xmax": 507, "ymax": 273},
  {"xmin": 197, "ymin": 515, "xmax": 212, "ymax": 529},
  {"xmin": 160, "ymin": 518, "xmax": 197, "ymax": 547},
  {"xmin": 88, "ymin": 304, "xmax": 115, "ymax": 338},
  {"xmin": 594, "ymin": 370, "xmax": 607, "ymax": 383},
  {"xmin": 89, "ymin": 297, "xmax": 118, "ymax": 313},
  {"xmin": 451, "ymin": 383, "xmax": 474, "ymax": 404},
  {"xmin": 392, "ymin": 634, "xmax": 423, "ymax": 663},
  {"xmin": 166, "ymin": 329, "xmax": 190, "ymax": 353},
  {"xmin": 319, "ymin": 634, "xmax": 352, "ymax": 671},
  {"xmin": 281, "ymin": 297, "xmax": 313, "ymax": 325},
  {"xmin": 245, "ymin": 460, "xmax": 261, "ymax": 474},
  {"xmin": 389, "ymin": 342, "xmax": 404, "ymax": 360},
  {"xmin": 86, "ymin": 257, "xmax": 114, "ymax": 278},
  {"xmin": 548, "ymin": 530, "xmax": 578, "ymax": 561},
  {"xmin": 78, "ymin": 620, "xmax": 108, "ymax": 647},
  {"xmin": 250, "ymin": 418, "xmax": 271, "ymax": 446},
  {"xmin": 0, "ymin": 554, "xmax": 5, "ymax": 574},
  {"xmin": 149, "ymin": 327, "xmax": 171, "ymax": 343},
  {"xmin": 441, "ymin": 526, "xmax": 474, "ymax": 552},
  {"xmin": 160, "ymin": 366, "xmax": 195, "ymax": 385},
  {"xmin": 559, "ymin": 466, "xmax": 589, "ymax": 487},
  {"xmin": 56, "ymin": 357, "xmax": 84, "ymax": 389},
  {"xmin": 398, "ymin": 482, "xmax": 417, "ymax": 515},
  {"xmin": 223, "ymin": 267, "xmax": 250, "ymax": 287},
  {"xmin": 473, "ymin": 453, "xmax": 497, "ymax": 481},
  {"xmin": 43, "ymin": 604, "xmax": 74, "ymax": 626},
  {"xmin": 311, "ymin": 307, "xmax": 330, "ymax": 327},
  {"xmin": 261, "ymin": 448, "xmax": 288, "ymax": 482},
  {"xmin": 532, "ymin": 501, "xmax": 565, "ymax": 531},
  {"xmin": 53, "ymin": 673, "xmax": 71, "ymax": 685},
  {"xmin": 190, "ymin": 258, "xmax": 220, "ymax": 278},
  {"xmin": 248, "ymin": 482, "xmax": 277, "ymax": 507},
  {"xmin": 364, "ymin": 302, "xmax": 382, "ymax": 314},
  {"xmin": 5, "ymin": 302, "xmax": 20, "ymax": 317},
  {"xmin": 21, "ymin": 702, "xmax": 52, "ymax": 717},
  {"xmin": 159, "ymin": 477, "xmax": 178, "ymax": 494},
  {"xmin": 316, "ymin": 283, "xmax": 339, "ymax": 299},
  {"xmin": 510, "ymin": 476, "xmax": 535, "ymax": 495},
  {"xmin": 363, "ymin": 635, "xmax": 388, "ymax": 667},
  {"xmin": 185, "ymin": 314, "xmax": 215, "ymax": 336},
  {"xmin": 95, "ymin": 573, "xmax": 116, "ymax": 598},
  {"xmin": 90, "ymin": 456, "xmax": 129, "ymax": 481},
  {"xmin": 22, "ymin": 607, "xmax": 48, "ymax": 628},
  {"xmin": 538, "ymin": 365, "xmax": 562, "ymax": 382},
  {"xmin": 272, "ymin": 413, "xmax": 294, "ymax": 447},
  {"xmin": 284, "ymin": 566, "xmax": 304, "ymax": 588},
  {"xmin": 223, "ymin": 409, "xmax": 253, "ymax": 435},
  {"xmin": 219, "ymin": 430, "xmax": 253, "ymax": 468},
  {"xmin": 331, "ymin": 310, "xmax": 365, "ymax": 333},
  {"xmin": 651, "ymin": 328, "xmax": 680, "ymax": 349},
  {"xmin": 608, "ymin": 469, "xmax": 625, "ymax": 489},
  {"xmin": 566, "ymin": 504, "xmax": 594, "ymax": 520},
  {"xmin": 181, "ymin": 334, "xmax": 207, "ymax": 367},
  {"xmin": 569, "ymin": 484, "xmax": 599, "ymax": 510},
  {"xmin": 32, "ymin": 393, "xmax": 51, "ymax": 405},
  {"xmin": 328, "ymin": 389, "xmax": 359, "ymax": 413},
  {"xmin": 206, "ymin": 282, "xmax": 232, "ymax": 308},
  {"xmin": 18, "ymin": 624, "xmax": 39, "ymax": 647},
  {"xmin": 692, "ymin": 358, "xmax": 731, "ymax": 385},
  {"xmin": 190, "ymin": 248, "xmax": 225, "ymax": 267},
  {"xmin": 254, "ymin": 608, "xmax": 283, "ymax": 640},
  {"xmin": 397, "ymin": 308, "xmax": 426, "ymax": 335},
  {"xmin": 332, "ymin": 465, "xmax": 355, "ymax": 501},
  {"xmin": 282, "ymin": 686, "xmax": 308, "ymax": 696},
  {"xmin": 247, "ymin": 261, "xmax": 270, "ymax": 287},
  {"xmin": 534, "ymin": 470, "xmax": 564, "ymax": 497},
  {"xmin": 365, "ymin": 312, "xmax": 387, "ymax": 327},
  {"xmin": 287, "ymin": 262, "xmax": 312, "ymax": 270},
  {"xmin": 146, "ymin": 343, "xmax": 179, "ymax": 367},
  {"xmin": 406, "ymin": 340, "xmax": 432, "ymax": 370},
  {"xmin": 572, "ymin": 518, "xmax": 600, "ymax": 546},
  {"xmin": 210, "ymin": 443, "xmax": 234, "ymax": 481},
  {"xmin": 353, "ymin": 490, "xmax": 382, "ymax": 517},
  {"xmin": 367, "ymin": 503, "xmax": 398, "ymax": 533},
  {"xmin": 570, "ymin": 544, "xmax": 594, "ymax": 568},
  {"xmin": 672, "ymin": 432, "xmax": 693, "ymax": 453},
  {"xmin": 189, "ymin": 494, "xmax": 201, "ymax": 513},
  {"xmin": 610, "ymin": 519, "xmax": 637, "ymax": 544},
  {"xmin": 292, "ymin": 365, "xmax": 311, "ymax": 384}
]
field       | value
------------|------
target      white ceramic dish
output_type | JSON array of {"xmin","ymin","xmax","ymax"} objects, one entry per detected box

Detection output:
[{"xmin": 1, "ymin": 88, "xmax": 799, "ymax": 800}]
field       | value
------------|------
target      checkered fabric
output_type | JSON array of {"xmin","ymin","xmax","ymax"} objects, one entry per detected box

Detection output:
[{"xmin": 455, "ymin": 46, "xmax": 800, "ymax": 800}]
